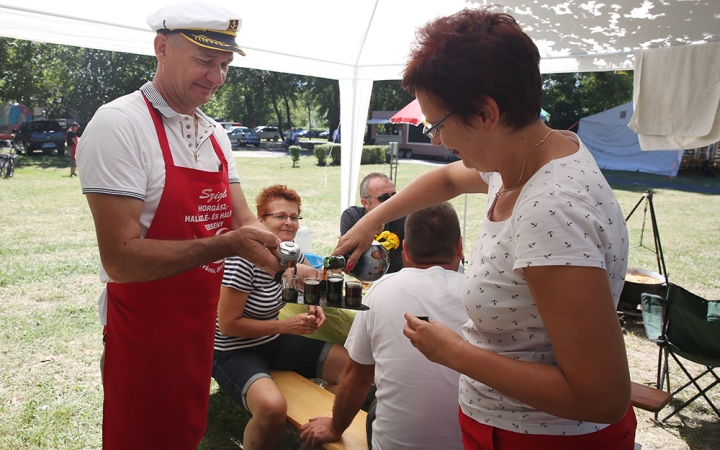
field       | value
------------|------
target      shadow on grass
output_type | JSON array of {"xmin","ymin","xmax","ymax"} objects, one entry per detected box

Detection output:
[
  {"xmin": 200, "ymin": 389, "xmax": 302, "ymax": 450},
  {"xmin": 15, "ymin": 154, "xmax": 69, "ymax": 170},
  {"xmin": 622, "ymin": 318, "xmax": 720, "ymax": 450},
  {"xmin": 604, "ymin": 169, "xmax": 720, "ymax": 195},
  {"xmin": 674, "ymin": 412, "xmax": 720, "ymax": 450}
]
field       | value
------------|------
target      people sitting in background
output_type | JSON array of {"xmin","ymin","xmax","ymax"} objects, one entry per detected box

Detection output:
[
  {"xmin": 300, "ymin": 202, "xmax": 466, "ymax": 450},
  {"xmin": 341, "ymin": 173, "xmax": 406, "ymax": 273},
  {"xmin": 213, "ymin": 184, "xmax": 349, "ymax": 450}
]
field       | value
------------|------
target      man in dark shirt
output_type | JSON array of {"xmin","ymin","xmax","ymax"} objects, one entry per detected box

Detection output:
[
  {"xmin": 66, "ymin": 122, "xmax": 79, "ymax": 177},
  {"xmin": 340, "ymin": 173, "xmax": 406, "ymax": 273}
]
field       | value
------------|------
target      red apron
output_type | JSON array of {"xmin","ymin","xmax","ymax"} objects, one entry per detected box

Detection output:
[{"xmin": 102, "ymin": 96, "xmax": 231, "ymax": 449}]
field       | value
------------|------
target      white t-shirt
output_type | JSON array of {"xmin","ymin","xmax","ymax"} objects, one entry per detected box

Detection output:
[
  {"xmin": 346, "ymin": 266, "xmax": 466, "ymax": 450},
  {"xmin": 459, "ymin": 133, "xmax": 629, "ymax": 435},
  {"xmin": 77, "ymin": 82, "xmax": 240, "ymax": 324}
]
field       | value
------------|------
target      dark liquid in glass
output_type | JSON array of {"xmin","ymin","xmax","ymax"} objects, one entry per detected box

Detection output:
[
  {"xmin": 304, "ymin": 280, "xmax": 321, "ymax": 305},
  {"xmin": 345, "ymin": 283, "xmax": 363, "ymax": 307},
  {"xmin": 282, "ymin": 288, "xmax": 298, "ymax": 303},
  {"xmin": 326, "ymin": 277, "xmax": 343, "ymax": 304}
]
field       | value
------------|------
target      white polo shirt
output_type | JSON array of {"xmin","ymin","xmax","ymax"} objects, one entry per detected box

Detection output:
[{"xmin": 77, "ymin": 82, "xmax": 241, "ymax": 323}]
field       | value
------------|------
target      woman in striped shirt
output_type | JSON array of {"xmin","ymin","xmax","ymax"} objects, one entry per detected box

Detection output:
[{"xmin": 212, "ymin": 184, "xmax": 349, "ymax": 450}]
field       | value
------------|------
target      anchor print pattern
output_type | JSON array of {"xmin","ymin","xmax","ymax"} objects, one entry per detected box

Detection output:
[{"xmin": 459, "ymin": 141, "xmax": 629, "ymax": 436}]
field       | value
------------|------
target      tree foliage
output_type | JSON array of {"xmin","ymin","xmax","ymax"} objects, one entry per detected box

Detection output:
[
  {"xmin": 1, "ymin": 38, "xmax": 633, "ymax": 136},
  {"xmin": 542, "ymin": 71, "xmax": 634, "ymax": 131},
  {"xmin": 0, "ymin": 38, "xmax": 155, "ymax": 123}
]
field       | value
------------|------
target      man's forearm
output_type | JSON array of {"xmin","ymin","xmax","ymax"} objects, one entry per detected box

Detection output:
[
  {"xmin": 330, "ymin": 362, "xmax": 374, "ymax": 433},
  {"xmin": 103, "ymin": 232, "xmax": 236, "ymax": 282},
  {"xmin": 102, "ymin": 226, "xmax": 280, "ymax": 283}
]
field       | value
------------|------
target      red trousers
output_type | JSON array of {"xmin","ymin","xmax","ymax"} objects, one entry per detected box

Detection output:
[{"xmin": 459, "ymin": 404, "xmax": 637, "ymax": 450}]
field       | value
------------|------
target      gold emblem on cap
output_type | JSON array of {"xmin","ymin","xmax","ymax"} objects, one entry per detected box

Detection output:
[
  {"xmin": 191, "ymin": 34, "xmax": 231, "ymax": 49},
  {"xmin": 228, "ymin": 20, "xmax": 239, "ymax": 32}
]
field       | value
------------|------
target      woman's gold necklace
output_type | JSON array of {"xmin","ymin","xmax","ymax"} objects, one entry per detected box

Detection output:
[{"xmin": 495, "ymin": 129, "xmax": 557, "ymax": 198}]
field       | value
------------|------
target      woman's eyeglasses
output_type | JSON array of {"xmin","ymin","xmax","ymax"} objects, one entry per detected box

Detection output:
[
  {"xmin": 422, "ymin": 112, "xmax": 453, "ymax": 139},
  {"xmin": 263, "ymin": 213, "xmax": 302, "ymax": 222},
  {"xmin": 365, "ymin": 192, "xmax": 396, "ymax": 203}
]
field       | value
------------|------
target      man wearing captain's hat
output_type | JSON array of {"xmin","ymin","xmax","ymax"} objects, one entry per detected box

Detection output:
[{"xmin": 76, "ymin": 3, "xmax": 283, "ymax": 449}]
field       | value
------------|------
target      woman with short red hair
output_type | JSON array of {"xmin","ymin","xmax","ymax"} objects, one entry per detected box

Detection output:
[
  {"xmin": 336, "ymin": 7, "xmax": 636, "ymax": 450},
  {"xmin": 213, "ymin": 184, "xmax": 349, "ymax": 450}
]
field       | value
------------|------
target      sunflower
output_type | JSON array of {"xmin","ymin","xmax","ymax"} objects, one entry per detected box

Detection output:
[{"xmin": 375, "ymin": 230, "xmax": 400, "ymax": 251}]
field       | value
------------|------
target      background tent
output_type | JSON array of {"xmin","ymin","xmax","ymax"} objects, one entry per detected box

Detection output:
[
  {"xmin": 578, "ymin": 102, "xmax": 683, "ymax": 177},
  {"xmin": 1, "ymin": 0, "xmax": 718, "ymax": 209},
  {"xmin": 0, "ymin": 103, "xmax": 31, "ymax": 133}
]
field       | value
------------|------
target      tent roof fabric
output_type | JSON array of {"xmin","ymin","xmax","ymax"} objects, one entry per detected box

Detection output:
[{"xmin": 1, "ymin": 1, "xmax": 718, "ymax": 78}]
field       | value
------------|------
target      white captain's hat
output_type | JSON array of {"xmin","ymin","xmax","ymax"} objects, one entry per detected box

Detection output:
[{"xmin": 147, "ymin": 2, "xmax": 245, "ymax": 56}]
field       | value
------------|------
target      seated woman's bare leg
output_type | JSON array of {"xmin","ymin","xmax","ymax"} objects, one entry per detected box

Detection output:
[
  {"xmin": 244, "ymin": 377, "xmax": 287, "ymax": 450},
  {"xmin": 321, "ymin": 343, "xmax": 349, "ymax": 394}
]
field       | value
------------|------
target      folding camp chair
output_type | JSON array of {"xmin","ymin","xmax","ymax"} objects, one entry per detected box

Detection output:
[{"xmin": 641, "ymin": 284, "xmax": 720, "ymax": 422}]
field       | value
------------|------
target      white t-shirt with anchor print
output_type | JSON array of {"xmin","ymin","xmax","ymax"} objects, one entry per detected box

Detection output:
[{"xmin": 459, "ymin": 132, "xmax": 629, "ymax": 436}]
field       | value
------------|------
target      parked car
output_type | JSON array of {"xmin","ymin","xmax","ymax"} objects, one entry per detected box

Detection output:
[
  {"xmin": 254, "ymin": 126, "xmax": 282, "ymax": 141},
  {"xmin": 227, "ymin": 126, "xmax": 260, "ymax": 148},
  {"xmin": 217, "ymin": 121, "xmax": 242, "ymax": 130},
  {"xmin": 14, "ymin": 120, "xmax": 66, "ymax": 155},
  {"xmin": 296, "ymin": 129, "xmax": 316, "ymax": 138},
  {"xmin": 318, "ymin": 129, "xmax": 330, "ymax": 139}
]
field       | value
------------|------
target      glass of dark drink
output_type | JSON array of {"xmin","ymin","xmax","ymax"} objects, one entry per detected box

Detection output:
[
  {"xmin": 281, "ymin": 275, "xmax": 299, "ymax": 303},
  {"xmin": 303, "ymin": 277, "xmax": 322, "ymax": 305},
  {"xmin": 345, "ymin": 281, "xmax": 363, "ymax": 307},
  {"xmin": 326, "ymin": 276, "xmax": 344, "ymax": 305}
]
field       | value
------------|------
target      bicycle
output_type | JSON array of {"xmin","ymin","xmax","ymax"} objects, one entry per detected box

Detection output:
[{"xmin": 0, "ymin": 146, "xmax": 18, "ymax": 178}]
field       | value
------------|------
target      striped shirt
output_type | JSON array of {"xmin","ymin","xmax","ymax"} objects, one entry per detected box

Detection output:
[{"xmin": 214, "ymin": 252, "xmax": 306, "ymax": 351}]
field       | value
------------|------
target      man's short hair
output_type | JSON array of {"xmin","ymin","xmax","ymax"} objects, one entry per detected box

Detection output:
[
  {"xmin": 359, "ymin": 173, "xmax": 392, "ymax": 198},
  {"xmin": 404, "ymin": 202, "xmax": 460, "ymax": 265}
]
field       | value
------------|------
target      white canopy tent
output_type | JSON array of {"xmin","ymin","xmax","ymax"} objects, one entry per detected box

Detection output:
[
  {"xmin": 1, "ymin": 0, "xmax": 718, "ymax": 210},
  {"xmin": 578, "ymin": 102, "xmax": 683, "ymax": 177}
]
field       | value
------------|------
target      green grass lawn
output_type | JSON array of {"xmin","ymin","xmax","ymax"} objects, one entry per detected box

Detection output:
[{"xmin": 1, "ymin": 152, "xmax": 719, "ymax": 449}]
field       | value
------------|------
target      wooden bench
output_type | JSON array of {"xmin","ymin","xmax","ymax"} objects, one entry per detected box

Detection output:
[
  {"xmin": 270, "ymin": 370, "xmax": 368, "ymax": 450},
  {"xmin": 272, "ymin": 371, "xmax": 664, "ymax": 447},
  {"xmin": 631, "ymin": 381, "xmax": 672, "ymax": 413}
]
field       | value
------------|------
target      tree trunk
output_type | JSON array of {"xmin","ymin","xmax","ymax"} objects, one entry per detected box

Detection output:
[{"xmin": 245, "ymin": 94, "xmax": 257, "ymax": 129}]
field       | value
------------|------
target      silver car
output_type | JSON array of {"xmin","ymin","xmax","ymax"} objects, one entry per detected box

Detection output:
[
  {"xmin": 254, "ymin": 126, "xmax": 282, "ymax": 142},
  {"xmin": 227, "ymin": 127, "xmax": 261, "ymax": 148}
]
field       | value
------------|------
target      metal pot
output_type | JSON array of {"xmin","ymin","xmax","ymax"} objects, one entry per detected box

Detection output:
[{"xmin": 618, "ymin": 268, "xmax": 667, "ymax": 312}]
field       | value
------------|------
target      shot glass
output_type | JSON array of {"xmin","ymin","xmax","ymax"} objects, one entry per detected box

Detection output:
[
  {"xmin": 344, "ymin": 280, "xmax": 363, "ymax": 307},
  {"xmin": 326, "ymin": 275, "xmax": 344, "ymax": 305},
  {"xmin": 281, "ymin": 275, "xmax": 299, "ymax": 303},
  {"xmin": 303, "ymin": 277, "xmax": 322, "ymax": 305}
]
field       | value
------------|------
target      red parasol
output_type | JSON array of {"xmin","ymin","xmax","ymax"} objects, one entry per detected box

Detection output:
[
  {"xmin": 390, "ymin": 99, "xmax": 424, "ymax": 126},
  {"xmin": 391, "ymin": 99, "xmax": 550, "ymax": 126}
]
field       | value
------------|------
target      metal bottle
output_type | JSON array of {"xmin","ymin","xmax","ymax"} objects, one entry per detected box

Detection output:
[
  {"xmin": 276, "ymin": 241, "xmax": 301, "ymax": 275},
  {"xmin": 323, "ymin": 240, "xmax": 390, "ymax": 282}
]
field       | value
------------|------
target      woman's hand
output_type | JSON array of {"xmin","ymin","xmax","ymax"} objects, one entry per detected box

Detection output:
[
  {"xmin": 334, "ymin": 218, "xmax": 379, "ymax": 271},
  {"xmin": 307, "ymin": 305, "xmax": 326, "ymax": 328},
  {"xmin": 285, "ymin": 311, "xmax": 321, "ymax": 336},
  {"xmin": 403, "ymin": 313, "xmax": 465, "ymax": 367}
]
